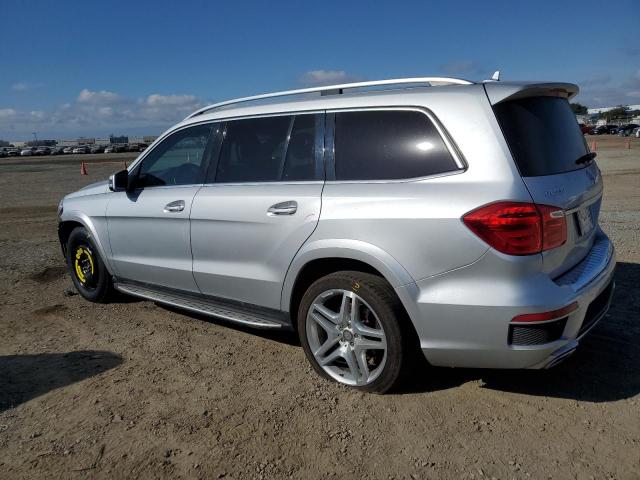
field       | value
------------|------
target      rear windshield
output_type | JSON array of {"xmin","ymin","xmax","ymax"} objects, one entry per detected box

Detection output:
[{"xmin": 493, "ymin": 96, "xmax": 588, "ymax": 177}]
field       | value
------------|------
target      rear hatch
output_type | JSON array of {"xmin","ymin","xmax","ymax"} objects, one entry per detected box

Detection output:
[{"xmin": 487, "ymin": 83, "xmax": 602, "ymax": 278}]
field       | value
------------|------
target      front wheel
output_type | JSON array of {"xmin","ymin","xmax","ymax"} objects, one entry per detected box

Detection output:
[
  {"xmin": 297, "ymin": 271, "xmax": 409, "ymax": 393},
  {"xmin": 66, "ymin": 227, "xmax": 113, "ymax": 303}
]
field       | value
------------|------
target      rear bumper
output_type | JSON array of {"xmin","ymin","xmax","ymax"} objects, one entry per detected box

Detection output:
[{"xmin": 396, "ymin": 229, "xmax": 616, "ymax": 369}]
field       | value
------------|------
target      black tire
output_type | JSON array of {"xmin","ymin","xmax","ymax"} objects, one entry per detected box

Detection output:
[
  {"xmin": 297, "ymin": 271, "xmax": 412, "ymax": 394},
  {"xmin": 66, "ymin": 227, "xmax": 113, "ymax": 303}
]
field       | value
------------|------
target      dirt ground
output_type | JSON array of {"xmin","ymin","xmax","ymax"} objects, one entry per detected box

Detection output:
[{"xmin": 0, "ymin": 137, "xmax": 639, "ymax": 479}]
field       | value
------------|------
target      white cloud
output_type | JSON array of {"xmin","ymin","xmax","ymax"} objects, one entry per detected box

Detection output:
[
  {"xmin": 77, "ymin": 88, "xmax": 122, "ymax": 104},
  {"xmin": 98, "ymin": 106, "xmax": 113, "ymax": 116},
  {"xmin": 145, "ymin": 94, "xmax": 199, "ymax": 107},
  {"xmin": 300, "ymin": 70, "xmax": 360, "ymax": 86},
  {"xmin": 11, "ymin": 82, "xmax": 44, "ymax": 92},
  {"xmin": 0, "ymin": 108, "xmax": 17, "ymax": 118},
  {"xmin": 574, "ymin": 69, "xmax": 640, "ymax": 108},
  {"xmin": 11, "ymin": 83, "xmax": 29, "ymax": 92},
  {"xmin": 0, "ymin": 88, "xmax": 208, "ymax": 138}
]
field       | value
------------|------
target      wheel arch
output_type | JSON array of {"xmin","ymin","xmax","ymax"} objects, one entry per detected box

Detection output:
[
  {"xmin": 282, "ymin": 239, "xmax": 419, "ymax": 327},
  {"xmin": 58, "ymin": 211, "xmax": 114, "ymax": 275}
]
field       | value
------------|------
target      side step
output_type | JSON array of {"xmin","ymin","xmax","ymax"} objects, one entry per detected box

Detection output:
[{"xmin": 114, "ymin": 281, "xmax": 288, "ymax": 329}]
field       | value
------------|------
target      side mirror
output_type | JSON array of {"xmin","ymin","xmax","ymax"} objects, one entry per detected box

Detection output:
[{"xmin": 108, "ymin": 169, "xmax": 130, "ymax": 192}]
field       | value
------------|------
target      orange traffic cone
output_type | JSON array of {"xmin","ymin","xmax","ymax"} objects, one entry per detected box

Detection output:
[
  {"xmin": 590, "ymin": 140, "xmax": 597, "ymax": 151},
  {"xmin": 80, "ymin": 162, "xmax": 88, "ymax": 175}
]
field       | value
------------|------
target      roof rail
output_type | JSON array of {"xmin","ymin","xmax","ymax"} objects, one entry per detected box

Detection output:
[{"xmin": 185, "ymin": 77, "xmax": 473, "ymax": 120}]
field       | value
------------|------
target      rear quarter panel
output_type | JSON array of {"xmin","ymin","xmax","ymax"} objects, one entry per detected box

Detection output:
[{"xmin": 313, "ymin": 87, "xmax": 534, "ymax": 283}]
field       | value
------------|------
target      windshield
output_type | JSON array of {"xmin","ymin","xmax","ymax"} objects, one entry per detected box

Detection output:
[{"xmin": 493, "ymin": 96, "xmax": 589, "ymax": 177}]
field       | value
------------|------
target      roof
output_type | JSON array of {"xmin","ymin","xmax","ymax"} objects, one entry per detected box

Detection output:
[{"xmin": 176, "ymin": 77, "xmax": 580, "ymax": 129}]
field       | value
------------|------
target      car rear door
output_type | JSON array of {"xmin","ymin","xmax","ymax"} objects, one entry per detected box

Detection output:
[
  {"xmin": 190, "ymin": 113, "xmax": 324, "ymax": 309},
  {"xmin": 106, "ymin": 123, "xmax": 216, "ymax": 292},
  {"xmin": 489, "ymin": 90, "xmax": 603, "ymax": 277}
]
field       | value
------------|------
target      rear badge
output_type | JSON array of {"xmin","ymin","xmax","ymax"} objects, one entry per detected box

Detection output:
[{"xmin": 544, "ymin": 186, "xmax": 565, "ymax": 197}]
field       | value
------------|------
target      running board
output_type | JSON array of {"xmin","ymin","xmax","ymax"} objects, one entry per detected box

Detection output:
[{"xmin": 113, "ymin": 281, "xmax": 288, "ymax": 329}]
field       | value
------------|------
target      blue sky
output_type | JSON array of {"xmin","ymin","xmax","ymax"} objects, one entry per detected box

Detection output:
[{"xmin": 1, "ymin": 0, "xmax": 639, "ymax": 139}]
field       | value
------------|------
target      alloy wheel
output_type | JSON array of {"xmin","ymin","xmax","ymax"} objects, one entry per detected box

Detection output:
[{"xmin": 306, "ymin": 289, "xmax": 387, "ymax": 386}]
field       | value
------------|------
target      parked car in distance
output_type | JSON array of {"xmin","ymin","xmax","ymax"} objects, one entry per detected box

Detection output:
[
  {"xmin": 72, "ymin": 146, "xmax": 90, "ymax": 154},
  {"xmin": 578, "ymin": 123, "xmax": 593, "ymax": 134},
  {"xmin": 127, "ymin": 144, "xmax": 140, "ymax": 152},
  {"xmin": 58, "ymin": 77, "xmax": 616, "ymax": 393},
  {"xmin": 591, "ymin": 125, "xmax": 615, "ymax": 135},
  {"xmin": 0, "ymin": 148, "xmax": 7, "ymax": 158},
  {"xmin": 20, "ymin": 147, "xmax": 36, "ymax": 156},
  {"xmin": 104, "ymin": 145, "xmax": 115, "ymax": 153},
  {"xmin": 35, "ymin": 146, "xmax": 51, "ymax": 156},
  {"xmin": 6, "ymin": 148, "xmax": 20, "ymax": 156},
  {"xmin": 113, "ymin": 144, "xmax": 127, "ymax": 153},
  {"xmin": 139, "ymin": 144, "xmax": 148, "ymax": 151},
  {"xmin": 90, "ymin": 145, "xmax": 105, "ymax": 154},
  {"xmin": 62, "ymin": 147, "xmax": 74, "ymax": 154},
  {"xmin": 633, "ymin": 126, "xmax": 640, "ymax": 138},
  {"xmin": 617, "ymin": 123, "xmax": 639, "ymax": 136},
  {"xmin": 50, "ymin": 146, "xmax": 66, "ymax": 155}
]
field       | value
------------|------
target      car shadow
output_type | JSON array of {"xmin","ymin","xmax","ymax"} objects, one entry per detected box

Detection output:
[
  {"xmin": 157, "ymin": 304, "xmax": 301, "ymax": 347},
  {"xmin": 153, "ymin": 262, "xmax": 638, "ymax": 403},
  {"xmin": 109, "ymin": 290, "xmax": 144, "ymax": 304},
  {"xmin": 401, "ymin": 261, "xmax": 640, "ymax": 402},
  {"xmin": 0, "ymin": 350, "xmax": 123, "ymax": 413}
]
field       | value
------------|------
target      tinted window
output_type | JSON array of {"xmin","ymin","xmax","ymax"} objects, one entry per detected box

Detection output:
[
  {"xmin": 216, "ymin": 115, "xmax": 290, "ymax": 183},
  {"xmin": 493, "ymin": 96, "xmax": 589, "ymax": 177},
  {"xmin": 334, "ymin": 110, "xmax": 457, "ymax": 181},
  {"xmin": 215, "ymin": 115, "xmax": 319, "ymax": 183},
  {"xmin": 138, "ymin": 124, "xmax": 212, "ymax": 187}
]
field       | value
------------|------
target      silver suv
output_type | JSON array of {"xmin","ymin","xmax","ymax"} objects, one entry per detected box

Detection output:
[{"xmin": 58, "ymin": 77, "xmax": 616, "ymax": 393}]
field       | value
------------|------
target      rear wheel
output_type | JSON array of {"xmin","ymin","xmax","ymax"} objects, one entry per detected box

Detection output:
[
  {"xmin": 66, "ymin": 227, "xmax": 113, "ymax": 303},
  {"xmin": 297, "ymin": 271, "xmax": 408, "ymax": 393}
]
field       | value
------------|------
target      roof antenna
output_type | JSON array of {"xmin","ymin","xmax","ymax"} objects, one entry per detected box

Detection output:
[{"xmin": 491, "ymin": 70, "xmax": 501, "ymax": 81}]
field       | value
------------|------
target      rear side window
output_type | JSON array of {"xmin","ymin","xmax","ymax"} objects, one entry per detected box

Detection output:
[
  {"xmin": 215, "ymin": 114, "xmax": 319, "ymax": 183},
  {"xmin": 493, "ymin": 96, "xmax": 588, "ymax": 177},
  {"xmin": 334, "ymin": 110, "xmax": 457, "ymax": 181}
]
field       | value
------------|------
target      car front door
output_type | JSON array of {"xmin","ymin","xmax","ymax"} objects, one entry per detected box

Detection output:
[
  {"xmin": 106, "ymin": 123, "xmax": 217, "ymax": 292},
  {"xmin": 190, "ymin": 113, "xmax": 324, "ymax": 309}
]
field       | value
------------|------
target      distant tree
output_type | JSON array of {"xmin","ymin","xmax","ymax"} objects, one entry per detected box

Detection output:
[
  {"xmin": 603, "ymin": 105, "xmax": 630, "ymax": 122},
  {"xmin": 570, "ymin": 103, "xmax": 588, "ymax": 114},
  {"xmin": 0, "ymin": 140, "xmax": 9, "ymax": 147}
]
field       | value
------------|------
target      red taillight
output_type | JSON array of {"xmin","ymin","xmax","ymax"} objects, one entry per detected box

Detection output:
[
  {"xmin": 511, "ymin": 302, "xmax": 578, "ymax": 323},
  {"xmin": 537, "ymin": 204, "xmax": 567, "ymax": 251},
  {"xmin": 462, "ymin": 201, "xmax": 566, "ymax": 255}
]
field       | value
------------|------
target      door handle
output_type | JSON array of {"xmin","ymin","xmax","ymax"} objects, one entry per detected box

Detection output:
[
  {"xmin": 164, "ymin": 200, "xmax": 185, "ymax": 213},
  {"xmin": 267, "ymin": 200, "xmax": 297, "ymax": 216}
]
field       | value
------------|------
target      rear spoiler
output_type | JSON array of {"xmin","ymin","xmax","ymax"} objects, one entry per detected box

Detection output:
[{"xmin": 484, "ymin": 82, "xmax": 579, "ymax": 105}]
